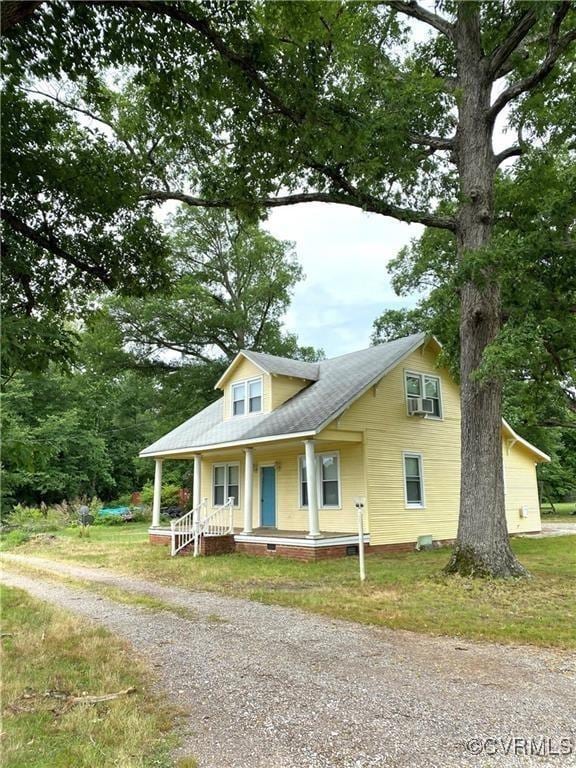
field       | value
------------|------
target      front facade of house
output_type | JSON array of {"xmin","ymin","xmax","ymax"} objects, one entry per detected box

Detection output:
[{"xmin": 141, "ymin": 334, "xmax": 548, "ymax": 559}]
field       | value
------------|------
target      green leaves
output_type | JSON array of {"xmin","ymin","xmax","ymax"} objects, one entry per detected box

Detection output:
[
  {"xmin": 376, "ymin": 150, "xmax": 576, "ymax": 432},
  {"xmin": 109, "ymin": 206, "xmax": 313, "ymax": 365}
]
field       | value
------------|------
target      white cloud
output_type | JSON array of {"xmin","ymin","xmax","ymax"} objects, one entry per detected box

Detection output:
[{"xmin": 265, "ymin": 203, "xmax": 423, "ymax": 356}]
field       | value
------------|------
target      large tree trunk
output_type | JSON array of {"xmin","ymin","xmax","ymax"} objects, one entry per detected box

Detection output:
[{"xmin": 445, "ymin": 6, "xmax": 527, "ymax": 578}]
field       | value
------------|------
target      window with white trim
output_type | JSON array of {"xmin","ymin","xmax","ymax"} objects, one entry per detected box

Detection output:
[
  {"xmin": 403, "ymin": 453, "xmax": 424, "ymax": 507},
  {"xmin": 299, "ymin": 453, "xmax": 341, "ymax": 508},
  {"xmin": 405, "ymin": 371, "xmax": 442, "ymax": 418},
  {"xmin": 213, "ymin": 463, "xmax": 239, "ymax": 506},
  {"xmin": 231, "ymin": 377, "xmax": 262, "ymax": 416}
]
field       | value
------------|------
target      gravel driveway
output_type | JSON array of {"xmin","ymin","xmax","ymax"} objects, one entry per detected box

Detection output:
[{"xmin": 2, "ymin": 554, "xmax": 575, "ymax": 768}]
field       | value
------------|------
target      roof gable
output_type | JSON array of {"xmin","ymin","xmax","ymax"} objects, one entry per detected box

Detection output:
[{"xmin": 214, "ymin": 350, "xmax": 320, "ymax": 390}]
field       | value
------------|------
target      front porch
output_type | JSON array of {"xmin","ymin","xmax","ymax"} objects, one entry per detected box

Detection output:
[
  {"xmin": 149, "ymin": 525, "xmax": 370, "ymax": 560},
  {"xmin": 147, "ymin": 430, "xmax": 368, "ymax": 559}
]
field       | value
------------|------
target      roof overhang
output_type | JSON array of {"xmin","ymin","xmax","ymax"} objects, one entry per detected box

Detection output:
[
  {"xmin": 139, "ymin": 429, "xmax": 317, "ymax": 459},
  {"xmin": 502, "ymin": 419, "xmax": 551, "ymax": 463}
]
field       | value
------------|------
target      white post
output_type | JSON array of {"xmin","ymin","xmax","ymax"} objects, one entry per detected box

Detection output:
[
  {"xmin": 152, "ymin": 458, "xmax": 163, "ymax": 528},
  {"xmin": 243, "ymin": 448, "xmax": 254, "ymax": 534},
  {"xmin": 305, "ymin": 439, "xmax": 321, "ymax": 538},
  {"xmin": 192, "ymin": 454, "xmax": 202, "ymax": 509},
  {"xmin": 357, "ymin": 501, "xmax": 366, "ymax": 583}
]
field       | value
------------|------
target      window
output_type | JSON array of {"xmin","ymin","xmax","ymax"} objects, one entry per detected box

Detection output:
[
  {"xmin": 300, "ymin": 458, "xmax": 308, "ymax": 507},
  {"xmin": 231, "ymin": 377, "xmax": 262, "ymax": 416},
  {"xmin": 320, "ymin": 455, "xmax": 339, "ymax": 507},
  {"xmin": 403, "ymin": 453, "xmax": 424, "ymax": 507},
  {"xmin": 213, "ymin": 463, "xmax": 240, "ymax": 506},
  {"xmin": 299, "ymin": 453, "xmax": 341, "ymax": 508},
  {"xmin": 232, "ymin": 383, "xmax": 246, "ymax": 416},
  {"xmin": 248, "ymin": 378, "xmax": 262, "ymax": 413},
  {"xmin": 405, "ymin": 371, "xmax": 442, "ymax": 418}
]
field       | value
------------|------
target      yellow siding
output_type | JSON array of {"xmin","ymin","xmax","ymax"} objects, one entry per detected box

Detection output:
[
  {"xmin": 198, "ymin": 439, "xmax": 366, "ymax": 533},
  {"xmin": 270, "ymin": 376, "xmax": 309, "ymax": 410},
  {"xmin": 504, "ymin": 442, "xmax": 542, "ymax": 534},
  {"xmin": 221, "ymin": 358, "xmax": 271, "ymax": 419},
  {"xmin": 333, "ymin": 343, "xmax": 463, "ymax": 545}
]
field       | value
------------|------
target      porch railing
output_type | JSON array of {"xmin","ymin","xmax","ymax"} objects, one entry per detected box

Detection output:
[
  {"xmin": 170, "ymin": 497, "xmax": 234, "ymax": 557},
  {"xmin": 200, "ymin": 497, "xmax": 235, "ymax": 539},
  {"xmin": 170, "ymin": 498, "xmax": 206, "ymax": 557}
]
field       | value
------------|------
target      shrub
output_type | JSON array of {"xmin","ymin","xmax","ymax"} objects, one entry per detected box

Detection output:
[
  {"xmin": 105, "ymin": 493, "xmax": 133, "ymax": 508},
  {"xmin": 141, "ymin": 481, "xmax": 181, "ymax": 507},
  {"xmin": 0, "ymin": 529, "xmax": 30, "ymax": 550},
  {"xmin": 129, "ymin": 508, "xmax": 149, "ymax": 523},
  {"xmin": 92, "ymin": 515, "xmax": 126, "ymax": 527},
  {"xmin": 7, "ymin": 504, "xmax": 69, "ymax": 533}
]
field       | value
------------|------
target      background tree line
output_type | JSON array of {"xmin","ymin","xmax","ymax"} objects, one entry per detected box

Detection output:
[{"xmin": 1, "ymin": 207, "xmax": 321, "ymax": 512}]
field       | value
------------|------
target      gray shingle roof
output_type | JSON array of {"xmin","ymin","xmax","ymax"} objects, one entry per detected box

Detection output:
[
  {"xmin": 241, "ymin": 350, "xmax": 320, "ymax": 380},
  {"xmin": 140, "ymin": 333, "xmax": 426, "ymax": 456}
]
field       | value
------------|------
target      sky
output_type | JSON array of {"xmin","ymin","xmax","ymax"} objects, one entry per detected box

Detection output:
[{"xmin": 264, "ymin": 204, "xmax": 424, "ymax": 358}]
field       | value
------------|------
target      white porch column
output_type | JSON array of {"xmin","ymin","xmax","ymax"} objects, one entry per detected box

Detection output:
[
  {"xmin": 152, "ymin": 458, "xmax": 163, "ymax": 528},
  {"xmin": 304, "ymin": 439, "xmax": 321, "ymax": 538},
  {"xmin": 192, "ymin": 454, "xmax": 202, "ymax": 509},
  {"xmin": 243, "ymin": 448, "xmax": 254, "ymax": 534}
]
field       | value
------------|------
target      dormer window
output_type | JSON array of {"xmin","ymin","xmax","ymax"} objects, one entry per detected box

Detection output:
[{"xmin": 232, "ymin": 377, "xmax": 262, "ymax": 416}]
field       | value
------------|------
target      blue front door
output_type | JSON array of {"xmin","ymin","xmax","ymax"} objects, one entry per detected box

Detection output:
[{"xmin": 261, "ymin": 467, "xmax": 276, "ymax": 527}]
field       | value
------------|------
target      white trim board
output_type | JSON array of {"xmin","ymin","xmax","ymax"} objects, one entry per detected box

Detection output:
[{"xmin": 234, "ymin": 533, "xmax": 370, "ymax": 548}]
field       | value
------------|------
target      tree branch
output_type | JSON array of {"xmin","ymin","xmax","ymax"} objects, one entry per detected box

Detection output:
[
  {"xmin": 142, "ymin": 189, "xmax": 456, "ymax": 231},
  {"xmin": 91, "ymin": 0, "xmax": 305, "ymax": 124},
  {"xmin": 488, "ymin": 3, "xmax": 575, "ymax": 122},
  {"xmin": 494, "ymin": 145, "xmax": 524, "ymax": 167},
  {"xmin": 488, "ymin": 8, "xmax": 539, "ymax": 79},
  {"xmin": 21, "ymin": 87, "xmax": 139, "ymax": 158},
  {"xmin": 384, "ymin": 1, "xmax": 455, "ymax": 40},
  {"xmin": 89, "ymin": 0, "xmax": 456, "ymax": 232},
  {"xmin": 409, "ymin": 133, "xmax": 455, "ymax": 151},
  {"xmin": 0, "ymin": 207, "xmax": 115, "ymax": 286}
]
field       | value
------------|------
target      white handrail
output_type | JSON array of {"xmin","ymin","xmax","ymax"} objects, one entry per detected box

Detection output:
[
  {"xmin": 171, "ymin": 497, "xmax": 235, "ymax": 557},
  {"xmin": 170, "ymin": 499, "xmax": 206, "ymax": 557},
  {"xmin": 203, "ymin": 497, "xmax": 234, "ymax": 536}
]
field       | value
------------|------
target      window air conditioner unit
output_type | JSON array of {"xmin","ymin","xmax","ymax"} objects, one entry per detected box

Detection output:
[{"xmin": 408, "ymin": 397, "xmax": 435, "ymax": 416}]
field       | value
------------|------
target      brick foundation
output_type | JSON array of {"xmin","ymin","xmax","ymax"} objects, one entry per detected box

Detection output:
[
  {"xmin": 235, "ymin": 537, "xmax": 456, "ymax": 560},
  {"xmin": 149, "ymin": 531, "xmax": 541, "ymax": 560},
  {"xmin": 200, "ymin": 534, "xmax": 236, "ymax": 556}
]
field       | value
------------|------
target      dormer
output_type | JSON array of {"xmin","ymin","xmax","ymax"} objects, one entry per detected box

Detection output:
[{"xmin": 215, "ymin": 350, "xmax": 319, "ymax": 420}]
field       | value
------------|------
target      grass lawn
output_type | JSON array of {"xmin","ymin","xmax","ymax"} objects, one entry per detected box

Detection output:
[
  {"xmin": 1, "ymin": 585, "xmax": 196, "ymax": 768},
  {"xmin": 5, "ymin": 522, "xmax": 576, "ymax": 649},
  {"xmin": 540, "ymin": 501, "xmax": 576, "ymax": 523}
]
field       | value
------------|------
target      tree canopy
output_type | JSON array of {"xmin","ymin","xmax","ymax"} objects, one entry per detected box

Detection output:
[{"xmin": 110, "ymin": 206, "xmax": 318, "ymax": 367}]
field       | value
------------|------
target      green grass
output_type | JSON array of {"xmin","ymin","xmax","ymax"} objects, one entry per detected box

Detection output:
[
  {"xmin": 540, "ymin": 501, "xmax": 576, "ymax": 523},
  {"xmin": 6, "ymin": 524, "xmax": 576, "ymax": 649},
  {"xmin": 1, "ymin": 585, "xmax": 195, "ymax": 768}
]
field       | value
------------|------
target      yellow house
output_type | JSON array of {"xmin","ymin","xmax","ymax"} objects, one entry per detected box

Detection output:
[{"xmin": 140, "ymin": 333, "xmax": 549, "ymax": 559}]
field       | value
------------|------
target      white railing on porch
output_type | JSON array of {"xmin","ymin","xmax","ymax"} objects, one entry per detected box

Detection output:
[
  {"xmin": 170, "ymin": 498, "xmax": 206, "ymax": 557},
  {"xmin": 170, "ymin": 497, "xmax": 234, "ymax": 557},
  {"xmin": 201, "ymin": 497, "xmax": 234, "ymax": 539}
]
